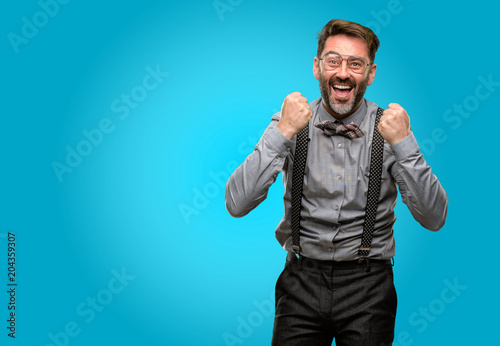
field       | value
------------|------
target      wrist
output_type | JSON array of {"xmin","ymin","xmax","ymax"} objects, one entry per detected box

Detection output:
[
  {"xmin": 277, "ymin": 121, "xmax": 297, "ymax": 140},
  {"xmin": 387, "ymin": 130, "xmax": 411, "ymax": 145}
]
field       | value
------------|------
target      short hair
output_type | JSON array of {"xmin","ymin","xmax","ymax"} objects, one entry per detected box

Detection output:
[{"xmin": 317, "ymin": 19, "xmax": 380, "ymax": 63}]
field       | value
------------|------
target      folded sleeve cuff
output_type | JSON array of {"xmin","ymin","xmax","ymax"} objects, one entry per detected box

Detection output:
[
  {"xmin": 265, "ymin": 125, "xmax": 294, "ymax": 155},
  {"xmin": 390, "ymin": 132, "xmax": 420, "ymax": 161}
]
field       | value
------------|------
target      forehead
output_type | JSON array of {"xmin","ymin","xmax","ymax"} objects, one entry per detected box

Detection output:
[{"xmin": 321, "ymin": 34, "xmax": 369, "ymax": 59}]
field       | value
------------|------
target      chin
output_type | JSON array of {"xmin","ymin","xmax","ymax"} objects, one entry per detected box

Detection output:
[{"xmin": 329, "ymin": 99, "xmax": 355, "ymax": 115}]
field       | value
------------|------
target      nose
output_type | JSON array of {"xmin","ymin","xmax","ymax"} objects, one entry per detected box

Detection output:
[{"xmin": 336, "ymin": 60, "xmax": 350, "ymax": 79}]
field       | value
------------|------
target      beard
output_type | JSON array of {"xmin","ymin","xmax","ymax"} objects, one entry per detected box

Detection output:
[{"xmin": 319, "ymin": 71, "xmax": 369, "ymax": 116}]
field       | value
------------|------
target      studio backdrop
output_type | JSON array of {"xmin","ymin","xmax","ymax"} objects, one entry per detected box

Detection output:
[{"xmin": 1, "ymin": 0, "xmax": 498, "ymax": 345}]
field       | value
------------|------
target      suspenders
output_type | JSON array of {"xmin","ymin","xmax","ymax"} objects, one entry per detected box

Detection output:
[{"xmin": 290, "ymin": 107, "xmax": 385, "ymax": 262}]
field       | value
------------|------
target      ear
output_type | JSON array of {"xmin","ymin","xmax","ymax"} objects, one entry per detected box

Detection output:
[
  {"xmin": 367, "ymin": 63, "xmax": 377, "ymax": 85},
  {"xmin": 313, "ymin": 56, "xmax": 320, "ymax": 80}
]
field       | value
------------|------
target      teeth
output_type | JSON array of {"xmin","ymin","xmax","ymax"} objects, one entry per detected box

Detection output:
[{"xmin": 333, "ymin": 84, "xmax": 352, "ymax": 90}]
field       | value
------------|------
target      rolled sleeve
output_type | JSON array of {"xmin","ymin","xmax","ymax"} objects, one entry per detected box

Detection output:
[
  {"xmin": 390, "ymin": 132, "xmax": 420, "ymax": 162},
  {"xmin": 225, "ymin": 118, "xmax": 294, "ymax": 218},
  {"xmin": 264, "ymin": 125, "xmax": 294, "ymax": 155},
  {"xmin": 389, "ymin": 131, "xmax": 448, "ymax": 231}
]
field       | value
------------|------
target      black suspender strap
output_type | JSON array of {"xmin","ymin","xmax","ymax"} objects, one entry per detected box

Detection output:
[
  {"xmin": 290, "ymin": 107, "xmax": 385, "ymax": 260},
  {"xmin": 290, "ymin": 123, "xmax": 309, "ymax": 255},
  {"xmin": 358, "ymin": 107, "xmax": 385, "ymax": 262}
]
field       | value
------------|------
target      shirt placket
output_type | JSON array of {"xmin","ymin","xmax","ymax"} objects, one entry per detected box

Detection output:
[{"xmin": 329, "ymin": 135, "xmax": 345, "ymax": 256}]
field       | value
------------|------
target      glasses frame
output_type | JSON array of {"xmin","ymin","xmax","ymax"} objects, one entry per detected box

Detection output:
[{"xmin": 319, "ymin": 52, "xmax": 372, "ymax": 74}]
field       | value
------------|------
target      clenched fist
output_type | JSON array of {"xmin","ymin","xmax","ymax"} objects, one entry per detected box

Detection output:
[
  {"xmin": 378, "ymin": 103, "xmax": 411, "ymax": 145},
  {"xmin": 277, "ymin": 92, "xmax": 313, "ymax": 140}
]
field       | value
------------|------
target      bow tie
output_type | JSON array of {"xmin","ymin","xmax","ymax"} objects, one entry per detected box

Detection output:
[{"xmin": 315, "ymin": 120, "xmax": 365, "ymax": 139}]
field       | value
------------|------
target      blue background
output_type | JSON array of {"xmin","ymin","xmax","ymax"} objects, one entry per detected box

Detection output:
[{"xmin": 1, "ymin": 0, "xmax": 498, "ymax": 345}]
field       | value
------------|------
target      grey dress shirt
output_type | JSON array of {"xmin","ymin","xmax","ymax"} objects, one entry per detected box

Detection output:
[{"xmin": 225, "ymin": 97, "xmax": 448, "ymax": 261}]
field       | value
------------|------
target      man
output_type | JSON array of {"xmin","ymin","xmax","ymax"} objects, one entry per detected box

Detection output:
[{"xmin": 225, "ymin": 19, "xmax": 448, "ymax": 345}]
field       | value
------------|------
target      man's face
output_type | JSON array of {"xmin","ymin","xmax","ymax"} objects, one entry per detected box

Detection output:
[{"xmin": 313, "ymin": 34, "xmax": 377, "ymax": 118}]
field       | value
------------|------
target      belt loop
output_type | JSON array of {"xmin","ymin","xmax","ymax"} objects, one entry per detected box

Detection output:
[
  {"xmin": 391, "ymin": 257, "xmax": 395, "ymax": 267},
  {"xmin": 364, "ymin": 258, "xmax": 371, "ymax": 272}
]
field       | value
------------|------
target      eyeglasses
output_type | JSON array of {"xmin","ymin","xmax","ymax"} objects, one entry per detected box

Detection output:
[{"xmin": 319, "ymin": 53, "xmax": 371, "ymax": 74}]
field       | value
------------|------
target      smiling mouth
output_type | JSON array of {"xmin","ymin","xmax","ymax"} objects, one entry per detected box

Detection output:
[{"xmin": 331, "ymin": 84, "xmax": 353, "ymax": 99}]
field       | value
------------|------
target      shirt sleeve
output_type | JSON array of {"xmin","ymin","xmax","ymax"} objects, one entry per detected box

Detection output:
[
  {"xmin": 225, "ymin": 115, "xmax": 294, "ymax": 217},
  {"xmin": 389, "ymin": 132, "xmax": 449, "ymax": 231}
]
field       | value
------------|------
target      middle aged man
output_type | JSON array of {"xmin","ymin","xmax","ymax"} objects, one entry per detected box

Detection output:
[{"xmin": 225, "ymin": 19, "xmax": 448, "ymax": 345}]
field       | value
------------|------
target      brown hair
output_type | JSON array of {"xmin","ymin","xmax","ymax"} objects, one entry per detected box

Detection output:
[{"xmin": 317, "ymin": 19, "xmax": 380, "ymax": 63}]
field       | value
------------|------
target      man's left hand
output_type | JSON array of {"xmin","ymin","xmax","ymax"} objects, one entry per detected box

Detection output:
[{"xmin": 378, "ymin": 103, "xmax": 411, "ymax": 145}]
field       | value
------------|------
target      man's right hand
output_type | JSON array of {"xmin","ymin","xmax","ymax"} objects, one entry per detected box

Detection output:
[{"xmin": 277, "ymin": 92, "xmax": 312, "ymax": 140}]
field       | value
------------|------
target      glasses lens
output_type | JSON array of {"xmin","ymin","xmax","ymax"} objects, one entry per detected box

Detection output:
[
  {"xmin": 322, "ymin": 54, "xmax": 342, "ymax": 71},
  {"xmin": 347, "ymin": 57, "xmax": 367, "ymax": 73}
]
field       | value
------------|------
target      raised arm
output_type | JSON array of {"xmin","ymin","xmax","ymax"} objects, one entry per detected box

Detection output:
[
  {"xmin": 225, "ymin": 92, "xmax": 312, "ymax": 217},
  {"xmin": 380, "ymin": 103, "xmax": 448, "ymax": 231}
]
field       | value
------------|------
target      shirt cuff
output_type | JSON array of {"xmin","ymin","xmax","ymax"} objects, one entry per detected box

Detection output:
[
  {"xmin": 390, "ymin": 132, "xmax": 420, "ymax": 161},
  {"xmin": 264, "ymin": 125, "xmax": 294, "ymax": 155}
]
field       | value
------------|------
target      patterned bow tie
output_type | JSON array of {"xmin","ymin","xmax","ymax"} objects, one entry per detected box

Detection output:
[{"xmin": 315, "ymin": 120, "xmax": 365, "ymax": 139}]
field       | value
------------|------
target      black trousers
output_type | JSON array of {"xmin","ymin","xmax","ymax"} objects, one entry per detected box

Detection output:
[{"xmin": 272, "ymin": 253, "xmax": 397, "ymax": 346}]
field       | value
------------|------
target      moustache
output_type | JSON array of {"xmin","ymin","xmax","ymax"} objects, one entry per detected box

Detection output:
[{"xmin": 329, "ymin": 77, "xmax": 356, "ymax": 88}]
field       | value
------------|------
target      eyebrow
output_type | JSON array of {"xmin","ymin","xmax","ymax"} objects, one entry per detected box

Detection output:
[
  {"xmin": 322, "ymin": 51, "xmax": 365, "ymax": 60},
  {"xmin": 323, "ymin": 50, "xmax": 340, "ymax": 56}
]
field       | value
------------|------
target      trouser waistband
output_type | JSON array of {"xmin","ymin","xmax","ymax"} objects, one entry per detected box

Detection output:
[{"xmin": 286, "ymin": 252, "xmax": 392, "ymax": 271}]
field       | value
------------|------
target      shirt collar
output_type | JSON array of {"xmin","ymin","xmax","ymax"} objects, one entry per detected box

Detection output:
[{"xmin": 317, "ymin": 98, "xmax": 367, "ymax": 126}]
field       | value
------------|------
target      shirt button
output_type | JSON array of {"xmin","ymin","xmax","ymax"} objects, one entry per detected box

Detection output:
[
  {"xmin": 334, "ymin": 205, "xmax": 339, "ymax": 210},
  {"xmin": 337, "ymin": 175, "xmax": 342, "ymax": 180},
  {"xmin": 328, "ymin": 247, "xmax": 333, "ymax": 252},
  {"xmin": 286, "ymin": 147, "xmax": 291, "ymax": 152},
  {"xmin": 337, "ymin": 143, "xmax": 342, "ymax": 148}
]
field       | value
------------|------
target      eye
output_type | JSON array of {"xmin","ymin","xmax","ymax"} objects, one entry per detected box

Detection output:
[{"xmin": 349, "ymin": 59, "xmax": 363, "ymax": 67}]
